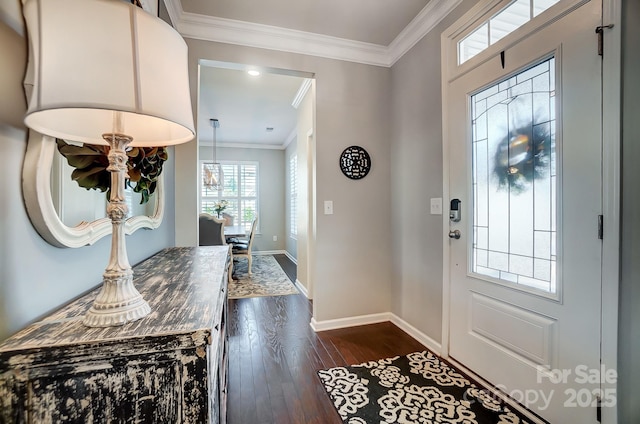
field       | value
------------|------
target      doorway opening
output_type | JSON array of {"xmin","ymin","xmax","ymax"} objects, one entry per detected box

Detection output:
[{"xmin": 196, "ymin": 60, "xmax": 316, "ymax": 298}]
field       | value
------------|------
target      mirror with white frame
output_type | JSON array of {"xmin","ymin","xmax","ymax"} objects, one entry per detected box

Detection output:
[
  {"xmin": 22, "ymin": 131, "xmax": 165, "ymax": 248},
  {"xmin": 20, "ymin": 1, "xmax": 164, "ymax": 248}
]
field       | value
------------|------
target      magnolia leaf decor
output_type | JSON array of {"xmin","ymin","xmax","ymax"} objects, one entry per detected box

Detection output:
[{"xmin": 56, "ymin": 138, "xmax": 168, "ymax": 204}]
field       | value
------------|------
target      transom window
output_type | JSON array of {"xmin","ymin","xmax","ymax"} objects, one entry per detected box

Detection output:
[
  {"xmin": 201, "ymin": 161, "xmax": 258, "ymax": 232},
  {"xmin": 458, "ymin": 0, "xmax": 561, "ymax": 64}
]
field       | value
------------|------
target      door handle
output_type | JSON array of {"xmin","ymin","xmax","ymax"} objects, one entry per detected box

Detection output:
[{"xmin": 449, "ymin": 230, "xmax": 461, "ymax": 239}]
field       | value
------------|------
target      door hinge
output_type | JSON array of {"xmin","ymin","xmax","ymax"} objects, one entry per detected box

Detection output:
[
  {"xmin": 595, "ymin": 24, "xmax": 614, "ymax": 56},
  {"xmin": 598, "ymin": 215, "xmax": 604, "ymax": 240}
]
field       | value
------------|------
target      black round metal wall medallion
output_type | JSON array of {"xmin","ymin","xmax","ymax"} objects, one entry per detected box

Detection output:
[{"xmin": 339, "ymin": 146, "xmax": 371, "ymax": 180}]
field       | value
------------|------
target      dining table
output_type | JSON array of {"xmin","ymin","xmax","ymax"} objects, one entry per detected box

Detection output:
[{"xmin": 223, "ymin": 225, "xmax": 247, "ymax": 238}]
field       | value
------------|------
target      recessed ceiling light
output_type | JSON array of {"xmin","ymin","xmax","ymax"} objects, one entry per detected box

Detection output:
[{"xmin": 248, "ymin": 70, "xmax": 260, "ymax": 77}]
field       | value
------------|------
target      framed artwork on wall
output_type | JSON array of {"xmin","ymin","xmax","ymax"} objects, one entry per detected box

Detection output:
[{"xmin": 339, "ymin": 146, "xmax": 371, "ymax": 180}]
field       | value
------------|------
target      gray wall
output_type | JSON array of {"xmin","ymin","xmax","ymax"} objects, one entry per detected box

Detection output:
[
  {"xmin": 199, "ymin": 145, "xmax": 285, "ymax": 252},
  {"xmin": 176, "ymin": 40, "xmax": 393, "ymax": 321},
  {"xmin": 618, "ymin": 0, "xmax": 640, "ymax": 421},
  {"xmin": 0, "ymin": 2, "xmax": 176, "ymax": 340},
  {"xmin": 389, "ymin": 1, "xmax": 478, "ymax": 344}
]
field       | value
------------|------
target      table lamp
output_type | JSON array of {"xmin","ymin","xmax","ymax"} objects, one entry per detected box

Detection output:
[{"xmin": 22, "ymin": 0, "xmax": 195, "ymax": 327}]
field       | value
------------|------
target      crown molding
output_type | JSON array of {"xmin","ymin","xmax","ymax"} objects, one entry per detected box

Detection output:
[
  {"xmin": 283, "ymin": 128, "xmax": 297, "ymax": 149},
  {"xmin": 201, "ymin": 137, "xmax": 293, "ymax": 150},
  {"xmin": 387, "ymin": 0, "xmax": 463, "ymax": 65},
  {"xmin": 166, "ymin": 0, "xmax": 461, "ymax": 67},
  {"xmin": 291, "ymin": 78, "xmax": 313, "ymax": 109},
  {"xmin": 217, "ymin": 142, "xmax": 286, "ymax": 150},
  {"xmin": 177, "ymin": 11, "xmax": 389, "ymax": 66}
]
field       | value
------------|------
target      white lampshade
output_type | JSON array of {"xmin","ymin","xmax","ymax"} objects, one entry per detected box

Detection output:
[{"xmin": 23, "ymin": 0, "xmax": 195, "ymax": 146}]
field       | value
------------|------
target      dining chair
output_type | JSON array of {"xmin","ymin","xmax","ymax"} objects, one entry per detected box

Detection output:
[
  {"xmin": 198, "ymin": 213, "xmax": 226, "ymax": 246},
  {"xmin": 199, "ymin": 213, "xmax": 235, "ymax": 283},
  {"xmin": 231, "ymin": 217, "xmax": 258, "ymax": 275},
  {"xmin": 221, "ymin": 212, "xmax": 234, "ymax": 226}
]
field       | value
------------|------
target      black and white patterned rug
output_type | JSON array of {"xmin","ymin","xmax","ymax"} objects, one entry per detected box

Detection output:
[
  {"xmin": 229, "ymin": 255, "xmax": 299, "ymax": 299},
  {"xmin": 318, "ymin": 351, "xmax": 533, "ymax": 424}
]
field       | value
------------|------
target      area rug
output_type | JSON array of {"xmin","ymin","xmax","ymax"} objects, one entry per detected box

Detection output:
[
  {"xmin": 228, "ymin": 255, "xmax": 299, "ymax": 299},
  {"xmin": 318, "ymin": 350, "xmax": 533, "ymax": 424}
]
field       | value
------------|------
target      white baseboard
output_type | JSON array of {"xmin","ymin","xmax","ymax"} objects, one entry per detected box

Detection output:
[
  {"xmin": 284, "ymin": 250, "xmax": 297, "ymax": 264},
  {"xmin": 309, "ymin": 312, "xmax": 442, "ymax": 356},
  {"xmin": 310, "ymin": 312, "xmax": 392, "ymax": 332},
  {"xmin": 389, "ymin": 313, "xmax": 442, "ymax": 355},
  {"xmin": 252, "ymin": 250, "xmax": 287, "ymax": 256},
  {"xmin": 294, "ymin": 279, "xmax": 309, "ymax": 298},
  {"xmin": 252, "ymin": 250, "xmax": 297, "ymax": 266}
]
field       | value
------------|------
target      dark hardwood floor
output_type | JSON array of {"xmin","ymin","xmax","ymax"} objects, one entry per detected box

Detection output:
[
  {"xmin": 273, "ymin": 254, "xmax": 297, "ymax": 282},
  {"xmin": 226, "ymin": 255, "xmax": 426, "ymax": 424}
]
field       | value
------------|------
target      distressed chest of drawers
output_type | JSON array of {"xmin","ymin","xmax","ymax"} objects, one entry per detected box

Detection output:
[{"xmin": 0, "ymin": 246, "xmax": 229, "ymax": 424}]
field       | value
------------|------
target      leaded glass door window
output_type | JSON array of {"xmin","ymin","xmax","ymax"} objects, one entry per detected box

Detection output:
[{"xmin": 471, "ymin": 57, "xmax": 556, "ymax": 293}]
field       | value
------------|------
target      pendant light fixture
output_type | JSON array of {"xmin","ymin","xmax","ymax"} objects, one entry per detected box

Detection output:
[{"xmin": 203, "ymin": 118, "xmax": 224, "ymax": 190}]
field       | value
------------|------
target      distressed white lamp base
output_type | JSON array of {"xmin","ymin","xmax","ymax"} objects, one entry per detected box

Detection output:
[
  {"xmin": 83, "ymin": 134, "xmax": 151, "ymax": 327},
  {"xmin": 83, "ymin": 271, "xmax": 151, "ymax": 327}
]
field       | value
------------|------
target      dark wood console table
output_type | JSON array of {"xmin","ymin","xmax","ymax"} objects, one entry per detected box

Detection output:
[{"xmin": 0, "ymin": 246, "xmax": 229, "ymax": 423}]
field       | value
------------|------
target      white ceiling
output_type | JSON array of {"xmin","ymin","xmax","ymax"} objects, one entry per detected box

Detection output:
[
  {"xmin": 166, "ymin": 0, "xmax": 461, "ymax": 148},
  {"xmin": 199, "ymin": 66, "xmax": 307, "ymax": 148}
]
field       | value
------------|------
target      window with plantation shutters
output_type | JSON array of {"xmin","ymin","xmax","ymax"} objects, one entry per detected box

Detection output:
[
  {"xmin": 289, "ymin": 153, "xmax": 297, "ymax": 238},
  {"xmin": 200, "ymin": 161, "xmax": 259, "ymax": 232}
]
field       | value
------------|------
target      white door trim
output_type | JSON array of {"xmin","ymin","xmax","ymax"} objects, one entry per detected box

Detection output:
[
  {"xmin": 440, "ymin": 1, "xmax": 621, "ymax": 422},
  {"xmin": 306, "ymin": 127, "xmax": 316, "ymax": 300},
  {"xmin": 600, "ymin": 1, "xmax": 621, "ymax": 423}
]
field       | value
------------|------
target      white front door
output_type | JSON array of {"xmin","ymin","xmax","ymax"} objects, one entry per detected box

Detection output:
[{"xmin": 447, "ymin": 1, "xmax": 603, "ymax": 422}]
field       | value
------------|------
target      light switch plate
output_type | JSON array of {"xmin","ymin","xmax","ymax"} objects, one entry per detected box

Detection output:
[
  {"xmin": 324, "ymin": 200, "xmax": 333, "ymax": 215},
  {"xmin": 430, "ymin": 198, "xmax": 443, "ymax": 215}
]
